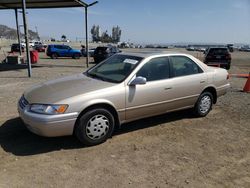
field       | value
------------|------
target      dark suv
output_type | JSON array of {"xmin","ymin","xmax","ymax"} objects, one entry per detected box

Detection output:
[
  {"xmin": 204, "ymin": 47, "xmax": 231, "ymax": 70},
  {"xmin": 11, "ymin": 43, "xmax": 24, "ymax": 53},
  {"xmin": 46, "ymin": 44, "xmax": 81, "ymax": 59},
  {"xmin": 93, "ymin": 46, "xmax": 121, "ymax": 63}
]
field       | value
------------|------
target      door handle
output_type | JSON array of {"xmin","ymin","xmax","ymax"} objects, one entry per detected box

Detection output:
[
  {"xmin": 164, "ymin": 87, "xmax": 172, "ymax": 90},
  {"xmin": 200, "ymin": 80, "xmax": 205, "ymax": 83}
]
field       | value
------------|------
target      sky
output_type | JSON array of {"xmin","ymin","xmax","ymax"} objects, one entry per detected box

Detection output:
[{"xmin": 0, "ymin": 0, "xmax": 250, "ymax": 44}]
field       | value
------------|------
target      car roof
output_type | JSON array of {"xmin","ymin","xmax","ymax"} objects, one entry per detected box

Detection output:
[
  {"xmin": 49, "ymin": 44, "xmax": 68, "ymax": 47},
  {"xmin": 208, "ymin": 47, "xmax": 228, "ymax": 49},
  {"xmin": 119, "ymin": 52, "xmax": 188, "ymax": 59}
]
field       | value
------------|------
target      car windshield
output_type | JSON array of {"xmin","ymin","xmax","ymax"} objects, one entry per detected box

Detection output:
[
  {"xmin": 209, "ymin": 48, "xmax": 228, "ymax": 55},
  {"xmin": 86, "ymin": 54, "xmax": 143, "ymax": 83}
]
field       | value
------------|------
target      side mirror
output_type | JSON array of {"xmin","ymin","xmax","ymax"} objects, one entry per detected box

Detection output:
[{"xmin": 129, "ymin": 76, "xmax": 147, "ymax": 86}]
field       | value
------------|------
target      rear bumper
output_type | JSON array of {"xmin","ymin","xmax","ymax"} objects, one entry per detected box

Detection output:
[
  {"xmin": 216, "ymin": 83, "xmax": 230, "ymax": 97},
  {"xmin": 18, "ymin": 105, "xmax": 78, "ymax": 137},
  {"xmin": 204, "ymin": 61, "xmax": 231, "ymax": 65}
]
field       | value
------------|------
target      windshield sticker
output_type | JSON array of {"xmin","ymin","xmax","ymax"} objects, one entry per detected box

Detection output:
[{"xmin": 123, "ymin": 59, "xmax": 138, "ymax": 64}]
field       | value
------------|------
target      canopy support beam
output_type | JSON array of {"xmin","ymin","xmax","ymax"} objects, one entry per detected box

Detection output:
[
  {"xmin": 85, "ymin": 6, "xmax": 89, "ymax": 68},
  {"xmin": 21, "ymin": 0, "xmax": 32, "ymax": 77},
  {"xmin": 14, "ymin": 8, "xmax": 22, "ymax": 55}
]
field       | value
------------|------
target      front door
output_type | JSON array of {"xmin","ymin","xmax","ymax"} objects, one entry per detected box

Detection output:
[{"xmin": 125, "ymin": 56, "xmax": 173, "ymax": 121}]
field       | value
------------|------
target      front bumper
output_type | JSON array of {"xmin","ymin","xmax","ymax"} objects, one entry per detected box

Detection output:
[{"xmin": 18, "ymin": 104, "xmax": 78, "ymax": 137}]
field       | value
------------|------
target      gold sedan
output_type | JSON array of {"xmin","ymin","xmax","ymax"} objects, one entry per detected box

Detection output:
[{"xmin": 18, "ymin": 53, "xmax": 230, "ymax": 146}]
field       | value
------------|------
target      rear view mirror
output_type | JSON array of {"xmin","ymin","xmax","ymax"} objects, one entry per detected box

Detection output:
[{"xmin": 129, "ymin": 76, "xmax": 147, "ymax": 86}]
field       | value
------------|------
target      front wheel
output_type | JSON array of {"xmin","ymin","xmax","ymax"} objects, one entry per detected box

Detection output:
[
  {"xmin": 75, "ymin": 108, "xmax": 115, "ymax": 146},
  {"xmin": 194, "ymin": 92, "xmax": 213, "ymax": 117}
]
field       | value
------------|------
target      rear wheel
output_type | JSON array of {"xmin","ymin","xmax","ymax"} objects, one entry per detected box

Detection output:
[
  {"xmin": 75, "ymin": 108, "xmax": 115, "ymax": 146},
  {"xmin": 194, "ymin": 92, "xmax": 213, "ymax": 117},
  {"xmin": 51, "ymin": 53, "xmax": 58, "ymax": 59}
]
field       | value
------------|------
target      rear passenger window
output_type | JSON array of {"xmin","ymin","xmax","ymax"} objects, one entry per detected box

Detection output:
[
  {"xmin": 169, "ymin": 56, "xmax": 203, "ymax": 77},
  {"xmin": 137, "ymin": 57, "xmax": 170, "ymax": 81}
]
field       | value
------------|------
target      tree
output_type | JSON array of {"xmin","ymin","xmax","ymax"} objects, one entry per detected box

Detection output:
[
  {"xmin": 91, "ymin": 25, "xmax": 122, "ymax": 43},
  {"xmin": 112, "ymin": 26, "xmax": 122, "ymax": 43},
  {"xmin": 91, "ymin": 25, "xmax": 101, "ymax": 42},
  {"xmin": 101, "ymin": 30, "xmax": 112, "ymax": 43}
]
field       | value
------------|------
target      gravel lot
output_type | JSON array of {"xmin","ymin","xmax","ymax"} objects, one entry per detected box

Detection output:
[{"xmin": 0, "ymin": 45, "xmax": 249, "ymax": 188}]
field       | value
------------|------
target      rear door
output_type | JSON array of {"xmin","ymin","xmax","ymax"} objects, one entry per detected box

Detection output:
[
  {"xmin": 61, "ymin": 45, "xmax": 71, "ymax": 57},
  {"xmin": 168, "ymin": 55, "xmax": 207, "ymax": 109},
  {"xmin": 54, "ymin": 45, "xmax": 64, "ymax": 56}
]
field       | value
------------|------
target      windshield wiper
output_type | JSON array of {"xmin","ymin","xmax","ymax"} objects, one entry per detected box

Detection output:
[
  {"xmin": 86, "ymin": 72, "xmax": 118, "ymax": 83},
  {"xmin": 86, "ymin": 72, "xmax": 106, "ymax": 81}
]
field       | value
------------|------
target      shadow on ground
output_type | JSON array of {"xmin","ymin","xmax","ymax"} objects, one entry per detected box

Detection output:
[
  {"xmin": 0, "ymin": 63, "xmax": 42, "ymax": 72},
  {"xmin": 0, "ymin": 109, "xmax": 195, "ymax": 156},
  {"xmin": 37, "ymin": 64, "xmax": 87, "ymax": 68}
]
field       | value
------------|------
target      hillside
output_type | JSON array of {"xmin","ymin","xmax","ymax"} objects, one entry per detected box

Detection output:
[{"xmin": 0, "ymin": 24, "xmax": 39, "ymax": 40}]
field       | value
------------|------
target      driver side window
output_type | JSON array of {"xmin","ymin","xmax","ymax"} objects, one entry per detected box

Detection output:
[{"xmin": 137, "ymin": 57, "xmax": 170, "ymax": 82}]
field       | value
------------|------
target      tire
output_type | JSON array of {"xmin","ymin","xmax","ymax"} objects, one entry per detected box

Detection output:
[
  {"xmin": 51, "ymin": 53, "xmax": 58, "ymax": 59},
  {"xmin": 75, "ymin": 108, "xmax": 115, "ymax": 146},
  {"xmin": 226, "ymin": 64, "xmax": 231, "ymax": 70},
  {"xmin": 72, "ymin": 53, "xmax": 81, "ymax": 59},
  {"xmin": 194, "ymin": 92, "xmax": 213, "ymax": 117}
]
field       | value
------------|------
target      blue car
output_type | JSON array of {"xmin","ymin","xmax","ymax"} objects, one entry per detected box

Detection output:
[{"xmin": 47, "ymin": 44, "xmax": 81, "ymax": 59}]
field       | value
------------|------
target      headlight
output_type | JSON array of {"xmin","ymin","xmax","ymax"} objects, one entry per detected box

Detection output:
[{"xmin": 30, "ymin": 104, "xmax": 68, "ymax": 115}]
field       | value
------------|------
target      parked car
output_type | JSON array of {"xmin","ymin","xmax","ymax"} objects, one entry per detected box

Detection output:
[
  {"xmin": 204, "ymin": 47, "xmax": 231, "ymax": 70},
  {"xmin": 11, "ymin": 43, "xmax": 24, "ymax": 53},
  {"xmin": 46, "ymin": 44, "xmax": 81, "ymax": 59},
  {"xmin": 34, "ymin": 41, "xmax": 47, "ymax": 48},
  {"xmin": 33, "ymin": 44, "xmax": 46, "ymax": 52},
  {"xmin": 81, "ymin": 46, "xmax": 95, "ymax": 57},
  {"xmin": 186, "ymin": 46, "xmax": 195, "ymax": 51},
  {"xmin": 197, "ymin": 47, "xmax": 206, "ymax": 52},
  {"xmin": 227, "ymin": 44, "xmax": 234, "ymax": 52},
  {"xmin": 21, "ymin": 41, "xmax": 35, "ymax": 47},
  {"xmin": 239, "ymin": 46, "xmax": 250, "ymax": 52},
  {"xmin": 93, "ymin": 46, "xmax": 121, "ymax": 63},
  {"xmin": 18, "ymin": 53, "xmax": 230, "ymax": 146}
]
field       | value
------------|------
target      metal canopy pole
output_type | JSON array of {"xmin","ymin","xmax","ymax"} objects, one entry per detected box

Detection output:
[
  {"xmin": 85, "ymin": 6, "xmax": 89, "ymax": 68},
  {"xmin": 14, "ymin": 8, "xmax": 22, "ymax": 56},
  {"xmin": 83, "ymin": 1, "xmax": 98, "ymax": 68},
  {"xmin": 21, "ymin": 0, "xmax": 32, "ymax": 77}
]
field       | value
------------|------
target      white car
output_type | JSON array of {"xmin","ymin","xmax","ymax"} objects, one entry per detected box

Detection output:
[{"xmin": 21, "ymin": 41, "xmax": 35, "ymax": 47}]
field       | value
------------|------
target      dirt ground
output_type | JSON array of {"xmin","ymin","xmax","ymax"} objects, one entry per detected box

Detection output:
[{"xmin": 0, "ymin": 46, "xmax": 250, "ymax": 188}]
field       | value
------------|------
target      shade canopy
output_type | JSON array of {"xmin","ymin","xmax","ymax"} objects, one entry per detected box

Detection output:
[{"xmin": 0, "ymin": 0, "xmax": 87, "ymax": 9}]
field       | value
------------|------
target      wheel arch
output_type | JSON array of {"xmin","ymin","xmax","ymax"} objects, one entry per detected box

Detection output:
[
  {"xmin": 202, "ymin": 86, "xmax": 217, "ymax": 104},
  {"xmin": 74, "ymin": 102, "xmax": 121, "ymax": 134}
]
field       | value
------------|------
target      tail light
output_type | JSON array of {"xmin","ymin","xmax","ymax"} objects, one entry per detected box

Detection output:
[{"xmin": 227, "ymin": 74, "xmax": 229, "ymax": 80}]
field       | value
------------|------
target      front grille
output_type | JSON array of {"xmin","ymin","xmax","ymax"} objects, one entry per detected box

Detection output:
[{"xmin": 19, "ymin": 96, "xmax": 29, "ymax": 109}]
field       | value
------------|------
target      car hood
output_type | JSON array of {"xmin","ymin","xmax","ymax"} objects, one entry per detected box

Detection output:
[{"xmin": 24, "ymin": 73, "xmax": 116, "ymax": 104}]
